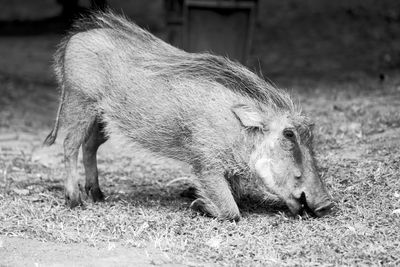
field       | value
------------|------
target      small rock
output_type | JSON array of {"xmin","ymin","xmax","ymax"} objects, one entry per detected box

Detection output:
[
  {"xmin": 107, "ymin": 242, "xmax": 116, "ymax": 251},
  {"xmin": 346, "ymin": 225, "xmax": 356, "ymax": 233},
  {"xmin": 392, "ymin": 209, "xmax": 400, "ymax": 215},
  {"xmin": 13, "ymin": 188, "xmax": 30, "ymax": 195},
  {"xmin": 339, "ymin": 122, "xmax": 362, "ymax": 138},
  {"xmin": 206, "ymin": 237, "xmax": 222, "ymax": 249}
]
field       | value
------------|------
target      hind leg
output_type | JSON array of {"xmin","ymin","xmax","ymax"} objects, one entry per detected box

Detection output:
[
  {"xmin": 82, "ymin": 119, "xmax": 108, "ymax": 202},
  {"xmin": 64, "ymin": 120, "xmax": 93, "ymax": 208},
  {"xmin": 62, "ymin": 90, "xmax": 98, "ymax": 207}
]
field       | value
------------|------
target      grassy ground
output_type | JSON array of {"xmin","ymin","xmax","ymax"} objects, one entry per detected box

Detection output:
[{"xmin": 1, "ymin": 1, "xmax": 400, "ymax": 266}]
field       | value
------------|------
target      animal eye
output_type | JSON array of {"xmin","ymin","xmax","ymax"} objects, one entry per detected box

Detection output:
[{"xmin": 283, "ymin": 129, "xmax": 295, "ymax": 139}]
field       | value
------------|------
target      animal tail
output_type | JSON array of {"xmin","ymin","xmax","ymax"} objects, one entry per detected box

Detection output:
[{"xmin": 43, "ymin": 85, "xmax": 65, "ymax": 146}]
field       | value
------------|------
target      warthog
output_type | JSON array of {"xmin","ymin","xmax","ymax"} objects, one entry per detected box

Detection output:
[{"xmin": 44, "ymin": 11, "xmax": 333, "ymax": 221}]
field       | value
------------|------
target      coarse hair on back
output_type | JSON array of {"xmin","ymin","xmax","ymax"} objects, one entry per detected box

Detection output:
[
  {"xmin": 55, "ymin": 10, "xmax": 299, "ymax": 115},
  {"xmin": 53, "ymin": 10, "xmax": 146, "ymax": 83}
]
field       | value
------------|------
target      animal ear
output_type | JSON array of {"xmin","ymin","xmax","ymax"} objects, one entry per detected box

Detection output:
[{"xmin": 231, "ymin": 104, "xmax": 264, "ymax": 129}]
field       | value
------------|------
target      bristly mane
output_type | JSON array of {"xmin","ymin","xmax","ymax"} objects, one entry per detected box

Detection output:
[{"xmin": 63, "ymin": 10, "xmax": 297, "ymax": 113}]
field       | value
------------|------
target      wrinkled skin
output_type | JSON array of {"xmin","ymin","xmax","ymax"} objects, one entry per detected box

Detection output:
[{"xmin": 245, "ymin": 114, "xmax": 334, "ymax": 217}]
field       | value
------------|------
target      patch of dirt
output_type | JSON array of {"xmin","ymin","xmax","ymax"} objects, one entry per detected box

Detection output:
[
  {"xmin": 338, "ymin": 127, "xmax": 400, "ymax": 160},
  {"xmin": 0, "ymin": 236, "xmax": 188, "ymax": 267}
]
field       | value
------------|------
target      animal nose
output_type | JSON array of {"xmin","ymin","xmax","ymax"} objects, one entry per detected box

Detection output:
[{"xmin": 313, "ymin": 201, "xmax": 334, "ymax": 217}]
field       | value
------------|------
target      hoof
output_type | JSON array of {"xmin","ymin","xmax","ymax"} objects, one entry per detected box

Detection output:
[
  {"xmin": 225, "ymin": 213, "xmax": 241, "ymax": 222},
  {"xmin": 190, "ymin": 198, "xmax": 241, "ymax": 222},
  {"xmin": 65, "ymin": 192, "xmax": 83, "ymax": 209},
  {"xmin": 91, "ymin": 187, "xmax": 105, "ymax": 202},
  {"xmin": 85, "ymin": 185, "xmax": 105, "ymax": 202},
  {"xmin": 190, "ymin": 198, "xmax": 209, "ymax": 214},
  {"xmin": 65, "ymin": 183, "xmax": 85, "ymax": 208}
]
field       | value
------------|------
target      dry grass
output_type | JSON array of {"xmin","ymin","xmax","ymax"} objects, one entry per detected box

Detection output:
[{"xmin": 1, "ymin": 70, "xmax": 400, "ymax": 266}]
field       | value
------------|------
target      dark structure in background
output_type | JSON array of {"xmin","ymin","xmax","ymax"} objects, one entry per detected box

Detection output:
[
  {"xmin": 1, "ymin": 0, "xmax": 399, "ymax": 79},
  {"xmin": 0, "ymin": 0, "xmax": 109, "ymax": 35},
  {"xmin": 58, "ymin": 0, "xmax": 258, "ymax": 64},
  {"xmin": 166, "ymin": 0, "xmax": 257, "ymax": 64},
  {"xmin": 58, "ymin": 0, "xmax": 107, "ymax": 18},
  {"xmin": 165, "ymin": 0, "xmax": 185, "ymax": 47},
  {"xmin": 5, "ymin": 0, "xmax": 258, "ymax": 64}
]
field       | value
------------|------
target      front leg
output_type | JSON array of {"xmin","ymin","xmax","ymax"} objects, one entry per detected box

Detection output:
[{"xmin": 191, "ymin": 172, "xmax": 241, "ymax": 221}]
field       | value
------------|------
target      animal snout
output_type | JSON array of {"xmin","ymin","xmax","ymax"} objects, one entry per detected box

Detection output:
[{"xmin": 296, "ymin": 192, "xmax": 334, "ymax": 217}]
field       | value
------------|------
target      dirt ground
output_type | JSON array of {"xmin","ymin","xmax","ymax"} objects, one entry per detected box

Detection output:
[
  {"xmin": 1, "ymin": 236, "xmax": 186, "ymax": 267},
  {"xmin": 1, "ymin": 1, "xmax": 400, "ymax": 266}
]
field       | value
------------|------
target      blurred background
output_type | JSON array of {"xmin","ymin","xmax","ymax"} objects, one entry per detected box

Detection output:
[{"xmin": 0, "ymin": 0, "xmax": 400, "ymax": 85}]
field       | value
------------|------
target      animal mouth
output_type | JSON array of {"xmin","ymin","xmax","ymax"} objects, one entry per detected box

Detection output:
[
  {"xmin": 294, "ymin": 192, "xmax": 334, "ymax": 217},
  {"xmin": 297, "ymin": 192, "xmax": 312, "ymax": 216},
  {"xmin": 285, "ymin": 193, "xmax": 306, "ymax": 216}
]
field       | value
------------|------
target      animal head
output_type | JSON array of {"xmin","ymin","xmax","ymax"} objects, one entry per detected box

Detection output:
[{"xmin": 232, "ymin": 104, "xmax": 333, "ymax": 217}]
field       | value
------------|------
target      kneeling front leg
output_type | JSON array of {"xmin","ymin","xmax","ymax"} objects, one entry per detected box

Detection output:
[{"xmin": 191, "ymin": 171, "xmax": 241, "ymax": 221}]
